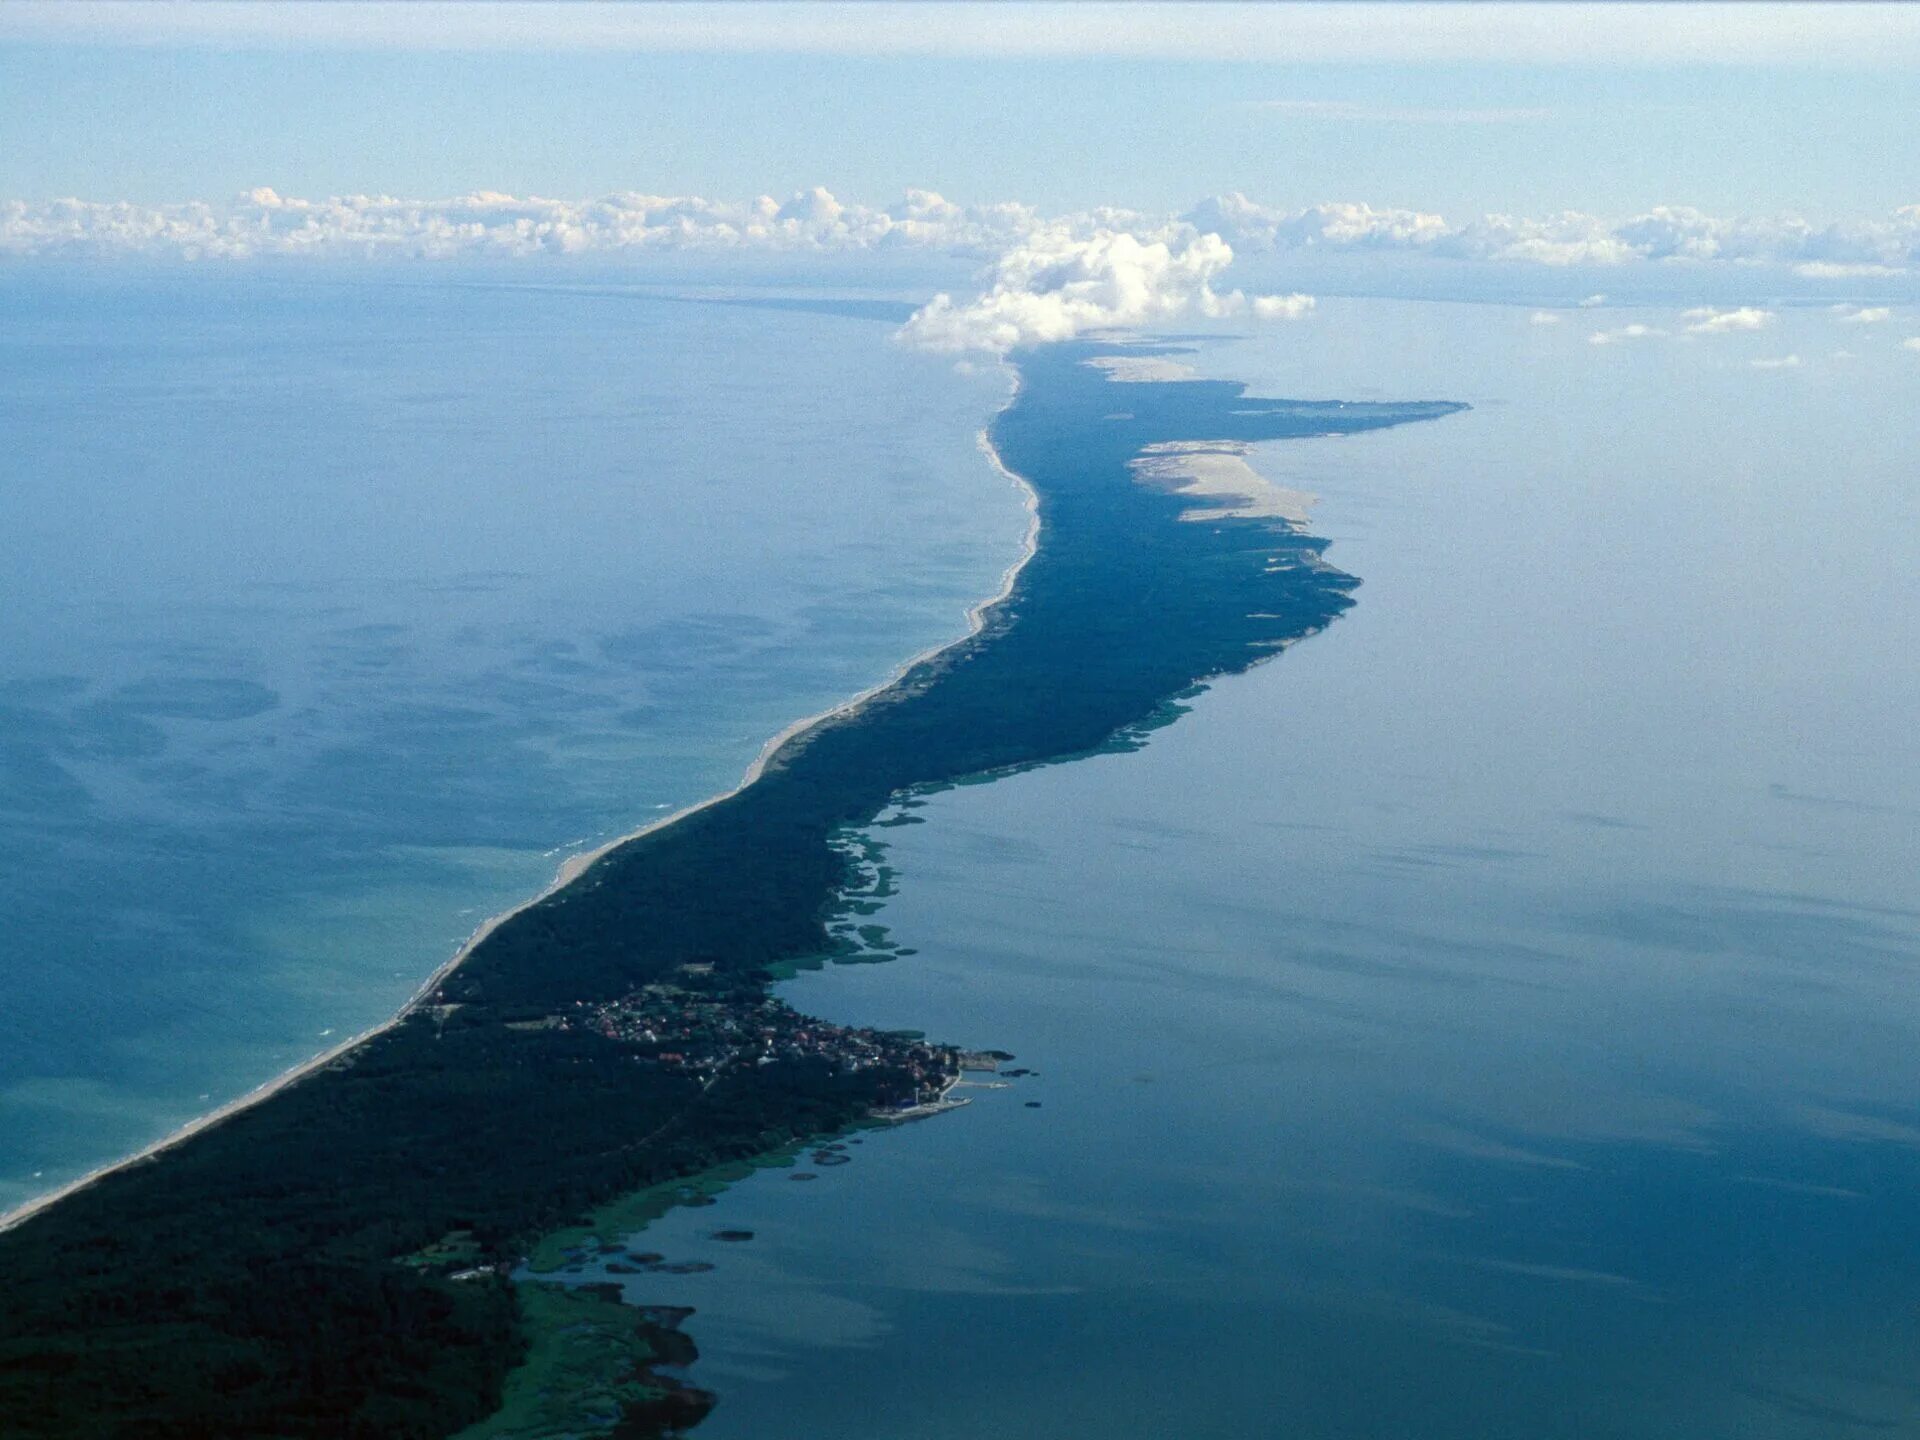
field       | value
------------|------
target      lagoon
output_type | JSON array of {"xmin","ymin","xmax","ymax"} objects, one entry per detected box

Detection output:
[{"xmin": 616, "ymin": 298, "xmax": 1920, "ymax": 1438}]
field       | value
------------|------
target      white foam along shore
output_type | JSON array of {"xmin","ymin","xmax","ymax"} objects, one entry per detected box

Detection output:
[{"xmin": 0, "ymin": 373, "xmax": 1038, "ymax": 1240}]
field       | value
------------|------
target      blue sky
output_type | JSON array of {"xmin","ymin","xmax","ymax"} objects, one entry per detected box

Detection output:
[{"xmin": 3, "ymin": 2, "xmax": 1918, "ymax": 221}]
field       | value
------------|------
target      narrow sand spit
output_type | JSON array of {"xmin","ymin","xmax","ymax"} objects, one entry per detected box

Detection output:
[
  {"xmin": 1130, "ymin": 439, "xmax": 1319, "ymax": 525},
  {"xmin": 1081, "ymin": 354, "xmax": 1199, "ymax": 383},
  {"xmin": 0, "ymin": 378, "xmax": 1037, "ymax": 1239}
]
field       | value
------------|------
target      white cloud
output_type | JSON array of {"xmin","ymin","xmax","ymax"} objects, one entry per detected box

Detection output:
[
  {"xmin": 1251, "ymin": 292, "xmax": 1315, "ymax": 320},
  {"xmin": 1795, "ymin": 261, "xmax": 1908, "ymax": 279},
  {"xmin": 1186, "ymin": 198, "xmax": 1638, "ymax": 266},
  {"xmin": 8, "ymin": 187, "xmax": 1920, "ymax": 289},
  {"xmin": 1833, "ymin": 305, "xmax": 1892, "ymax": 324},
  {"xmin": 1904, "ymin": 337, "xmax": 1920, "ymax": 352},
  {"xmin": 1452, "ymin": 212, "xmax": 1638, "ymax": 266},
  {"xmin": 898, "ymin": 227, "xmax": 1311, "ymax": 353},
  {"xmin": 1579, "ymin": 294, "xmax": 1609, "ymax": 307},
  {"xmin": 1589, "ymin": 323, "xmax": 1665, "ymax": 346},
  {"xmin": 1248, "ymin": 99, "xmax": 1553, "ymax": 124},
  {"xmin": 1683, "ymin": 305, "xmax": 1774, "ymax": 334},
  {"xmin": 1529, "ymin": 311, "xmax": 1562, "ymax": 325},
  {"xmin": 9, "ymin": 3, "xmax": 1920, "ymax": 67},
  {"xmin": 1750, "ymin": 354, "xmax": 1802, "ymax": 369},
  {"xmin": 0, "ymin": 186, "xmax": 1048, "ymax": 261},
  {"xmin": 1181, "ymin": 195, "xmax": 1454, "ymax": 253},
  {"xmin": 1193, "ymin": 195, "xmax": 1920, "ymax": 271}
]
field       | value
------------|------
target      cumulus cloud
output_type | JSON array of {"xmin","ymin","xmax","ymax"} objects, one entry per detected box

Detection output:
[
  {"xmin": 1181, "ymin": 194, "xmax": 1453, "ymax": 253},
  {"xmin": 1795, "ymin": 261, "xmax": 1908, "ymax": 279},
  {"xmin": 898, "ymin": 227, "xmax": 1311, "ymax": 353},
  {"xmin": 1529, "ymin": 311, "xmax": 1562, "ymax": 325},
  {"xmin": 1251, "ymin": 291, "xmax": 1315, "ymax": 320},
  {"xmin": 9, "ymin": 3, "xmax": 1920, "ymax": 68},
  {"xmin": 1185, "ymin": 195, "xmax": 1920, "ymax": 271},
  {"xmin": 1833, "ymin": 305, "xmax": 1892, "ymax": 324},
  {"xmin": 1683, "ymin": 305, "xmax": 1774, "ymax": 334},
  {"xmin": 1588, "ymin": 323, "xmax": 1665, "ymax": 346},
  {"xmin": 7, "ymin": 186, "xmax": 1920, "ymax": 285},
  {"xmin": 0, "ymin": 185, "xmax": 1046, "ymax": 261},
  {"xmin": 1750, "ymin": 355, "xmax": 1802, "ymax": 369},
  {"xmin": 1905, "ymin": 337, "xmax": 1920, "ymax": 352},
  {"xmin": 1578, "ymin": 294, "xmax": 1609, "ymax": 307},
  {"xmin": 1179, "ymin": 195, "xmax": 1640, "ymax": 266}
]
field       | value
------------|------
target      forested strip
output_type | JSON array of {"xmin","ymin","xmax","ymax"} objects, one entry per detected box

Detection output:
[{"xmin": 0, "ymin": 342, "xmax": 1461, "ymax": 1438}]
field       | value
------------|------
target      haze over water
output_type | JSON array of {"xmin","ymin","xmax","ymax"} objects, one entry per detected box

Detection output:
[{"xmin": 615, "ymin": 299, "xmax": 1920, "ymax": 1438}]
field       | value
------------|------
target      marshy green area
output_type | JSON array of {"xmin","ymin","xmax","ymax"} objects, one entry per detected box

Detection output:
[
  {"xmin": 525, "ymin": 1152, "xmax": 804, "ymax": 1276},
  {"xmin": 451, "ymin": 1282, "xmax": 705, "ymax": 1440}
]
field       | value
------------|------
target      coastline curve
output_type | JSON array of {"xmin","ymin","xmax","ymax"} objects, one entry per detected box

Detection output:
[
  {"xmin": 0, "ymin": 371, "xmax": 1037, "ymax": 1241},
  {"xmin": 0, "ymin": 338, "xmax": 1463, "ymax": 1440}
]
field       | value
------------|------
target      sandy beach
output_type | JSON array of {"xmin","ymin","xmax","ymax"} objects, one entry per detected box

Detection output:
[
  {"xmin": 1081, "ymin": 353, "xmax": 1199, "ymax": 383},
  {"xmin": 1129, "ymin": 439, "xmax": 1319, "ymax": 525},
  {"xmin": 0, "ymin": 384, "xmax": 1037, "ymax": 1240}
]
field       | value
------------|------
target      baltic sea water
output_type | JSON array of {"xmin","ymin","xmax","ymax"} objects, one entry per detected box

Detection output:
[{"xmin": 0, "ymin": 272, "xmax": 1025, "ymax": 1214}]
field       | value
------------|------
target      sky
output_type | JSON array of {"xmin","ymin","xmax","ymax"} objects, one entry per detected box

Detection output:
[
  {"xmin": 3, "ymin": 2, "xmax": 1918, "ymax": 220},
  {"xmin": 3, "ymin": 3, "xmax": 1919, "ymax": 344}
]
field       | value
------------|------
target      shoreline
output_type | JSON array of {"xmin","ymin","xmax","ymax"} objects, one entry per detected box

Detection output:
[
  {"xmin": 0, "ymin": 372, "xmax": 1036, "ymax": 1240},
  {"xmin": 0, "ymin": 337, "xmax": 1470, "ymax": 1437}
]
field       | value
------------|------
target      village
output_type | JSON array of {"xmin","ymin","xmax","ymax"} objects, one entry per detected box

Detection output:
[{"xmin": 582, "ymin": 972, "xmax": 980, "ymax": 1117}]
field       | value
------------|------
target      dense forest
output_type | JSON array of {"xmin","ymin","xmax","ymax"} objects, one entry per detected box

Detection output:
[{"xmin": 0, "ymin": 339, "xmax": 1461, "ymax": 1438}]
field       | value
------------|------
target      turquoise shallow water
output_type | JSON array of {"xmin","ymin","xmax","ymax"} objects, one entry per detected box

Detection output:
[
  {"xmin": 584, "ymin": 301, "xmax": 1920, "ymax": 1438},
  {"xmin": 0, "ymin": 273, "xmax": 1025, "ymax": 1213}
]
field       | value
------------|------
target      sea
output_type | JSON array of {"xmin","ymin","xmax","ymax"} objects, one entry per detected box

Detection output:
[
  {"xmin": 0, "ymin": 270, "xmax": 1024, "ymax": 1214},
  {"xmin": 612, "ymin": 298, "xmax": 1920, "ymax": 1439},
  {"xmin": 7, "ymin": 277, "xmax": 1920, "ymax": 1437}
]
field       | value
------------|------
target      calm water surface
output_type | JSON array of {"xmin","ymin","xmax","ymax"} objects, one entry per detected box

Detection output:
[
  {"xmin": 613, "ymin": 299, "xmax": 1920, "ymax": 1438},
  {"xmin": 0, "ymin": 274, "xmax": 1023, "ymax": 1212}
]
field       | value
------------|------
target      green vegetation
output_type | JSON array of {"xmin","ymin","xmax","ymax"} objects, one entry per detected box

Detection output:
[
  {"xmin": 527, "ymin": 1150, "xmax": 807, "ymax": 1274},
  {"xmin": 400, "ymin": 1230, "xmax": 487, "ymax": 1274},
  {"xmin": 0, "ymin": 340, "xmax": 1461, "ymax": 1438}
]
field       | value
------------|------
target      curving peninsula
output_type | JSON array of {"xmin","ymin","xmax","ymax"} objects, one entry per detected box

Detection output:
[{"xmin": 0, "ymin": 338, "xmax": 1462, "ymax": 1438}]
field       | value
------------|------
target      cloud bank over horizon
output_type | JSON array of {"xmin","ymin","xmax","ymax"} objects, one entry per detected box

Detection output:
[
  {"xmin": 0, "ymin": 186, "xmax": 1049, "ymax": 262},
  {"xmin": 7, "ymin": 186, "xmax": 1920, "ymax": 280},
  {"xmin": 1182, "ymin": 193, "xmax": 1920, "ymax": 274},
  {"xmin": 8, "ymin": 186, "xmax": 1920, "ymax": 353}
]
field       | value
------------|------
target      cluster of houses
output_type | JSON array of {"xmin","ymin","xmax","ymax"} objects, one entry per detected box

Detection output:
[{"xmin": 585, "ymin": 981, "xmax": 961, "ymax": 1110}]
